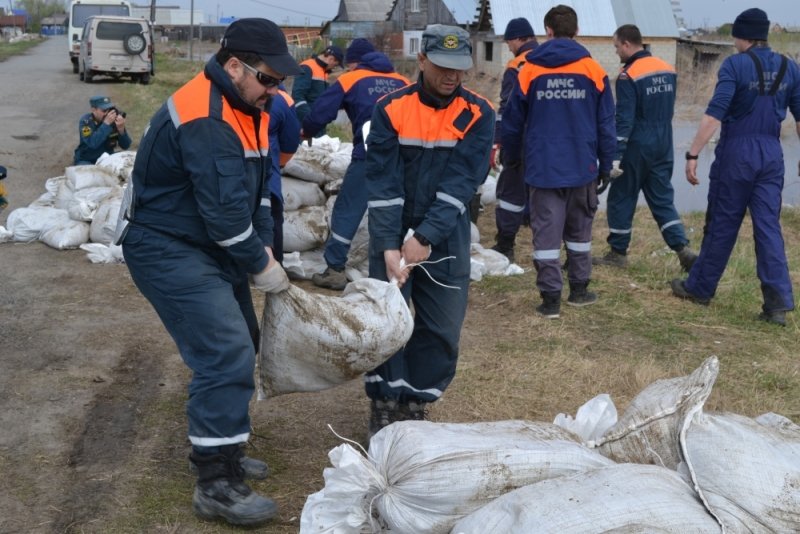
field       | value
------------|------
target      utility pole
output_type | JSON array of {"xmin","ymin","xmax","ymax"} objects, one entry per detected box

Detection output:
[
  {"xmin": 189, "ymin": 0, "xmax": 194, "ymax": 63},
  {"xmin": 149, "ymin": 0, "xmax": 155, "ymax": 23}
]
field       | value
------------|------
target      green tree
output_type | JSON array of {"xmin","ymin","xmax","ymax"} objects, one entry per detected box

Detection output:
[
  {"xmin": 13, "ymin": 0, "xmax": 65, "ymax": 32},
  {"xmin": 717, "ymin": 23, "xmax": 733, "ymax": 37}
]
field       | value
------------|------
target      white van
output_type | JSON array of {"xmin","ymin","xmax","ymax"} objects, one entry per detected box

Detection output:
[{"xmin": 78, "ymin": 15, "xmax": 154, "ymax": 84}]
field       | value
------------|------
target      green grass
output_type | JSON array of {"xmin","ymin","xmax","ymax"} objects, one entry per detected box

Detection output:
[{"xmin": 0, "ymin": 38, "xmax": 45, "ymax": 61}]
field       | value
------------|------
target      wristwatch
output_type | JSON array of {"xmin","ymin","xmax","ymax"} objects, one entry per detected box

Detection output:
[
  {"xmin": 685, "ymin": 151, "xmax": 699, "ymax": 160},
  {"xmin": 413, "ymin": 231, "xmax": 431, "ymax": 246}
]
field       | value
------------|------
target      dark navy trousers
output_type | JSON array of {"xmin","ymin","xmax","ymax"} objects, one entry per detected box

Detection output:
[
  {"xmin": 494, "ymin": 160, "xmax": 528, "ymax": 238},
  {"xmin": 324, "ymin": 159, "xmax": 368, "ymax": 270}
]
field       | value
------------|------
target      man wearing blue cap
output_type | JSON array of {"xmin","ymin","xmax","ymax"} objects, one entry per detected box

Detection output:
[
  {"xmin": 292, "ymin": 45, "xmax": 343, "ymax": 133},
  {"xmin": 119, "ymin": 18, "xmax": 301, "ymax": 526},
  {"xmin": 364, "ymin": 24, "xmax": 494, "ymax": 436},
  {"xmin": 672, "ymin": 8, "xmax": 800, "ymax": 326},
  {"xmin": 73, "ymin": 95, "xmax": 131, "ymax": 165},
  {"xmin": 304, "ymin": 38, "xmax": 410, "ymax": 290},
  {"xmin": 490, "ymin": 17, "xmax": 538, "ymax": 262}
]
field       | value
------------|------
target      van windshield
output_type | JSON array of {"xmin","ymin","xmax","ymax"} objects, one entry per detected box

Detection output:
[
  {"xmin": 72, "ymin": 5, "xmax": 130, "ymax": 27},
  {"xmin": 96, "ymin": 21, "xmax": 144, "ymax": 40}
]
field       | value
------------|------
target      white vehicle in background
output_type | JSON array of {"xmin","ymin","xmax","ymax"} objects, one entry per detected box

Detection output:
[
  {"xmin": 68, "ymin": 0, "xmax": 132, "ymax": 73},
  {"xmin": 78, "ymin": 15, "xmax": 154, "ymax": 84}
]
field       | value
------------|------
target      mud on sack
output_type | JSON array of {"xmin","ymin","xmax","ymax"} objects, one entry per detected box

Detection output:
[{"xmin": 258, "ymin": 278, "xmax": 413, "ymax": 398}]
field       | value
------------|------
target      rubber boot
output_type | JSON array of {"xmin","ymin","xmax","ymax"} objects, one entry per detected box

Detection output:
[
  {"xmin": 567, "ymin": 281, "xmax": 597, "ymax": 307},
  {"xmin": 536, "ymin": 291, "xmax": 561, "ymax": 319},
  {"xmin": 191, "ymin": 445, "xmax": 277, "ymax": 526},
  {"xmin": 491, "ymin": 233, "xmax": 515, "ymax": 263},
  {"xmin": 189, "ymin": 445, "xmax": 269, "ymax": 480}
]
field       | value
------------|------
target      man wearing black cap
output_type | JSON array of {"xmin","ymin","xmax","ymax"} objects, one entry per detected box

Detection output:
[
  {"xmin": 304, "ymin": 39, "xmax": 410, "ymax": 290},
  {"xmin": 119, "ymin": 18, "xmax": 301, "ymax": 526},
  {"xmin": 672, "ymin": 8, "xmax": 800, "ymax": 327},
  {"xmin": 73, "ymin": 95, "xmax": 131, "ymax": 165},
  {"xmin": 364, "ymin": 24, "xmax": 494, "ymax": 436},
  {"xmin": 292, "ymin": 45, "xmax": 343, "ymax": 133},
  {"xmin": 490, "ymin": 17, "xmax": 538, "ymax": 262}
]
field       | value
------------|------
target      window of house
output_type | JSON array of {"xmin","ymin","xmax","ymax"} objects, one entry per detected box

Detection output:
[
  {"xmin": 409, "ymin": 37, "xmax": 419, "ymax": 54},
  {"xmin": 411, "ymin": 0, "xmax": 420, "ymax": 13},
  {"xmin": 484, "ymin": 41, "xmax": 493, "ymax": 62}
]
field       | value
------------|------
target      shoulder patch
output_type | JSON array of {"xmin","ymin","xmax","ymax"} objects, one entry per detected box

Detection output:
[
  {"xmin": 81, "ymin": 125, "xmax": 92, "ymax": 137},
  {"xmin": 618, "ymin": 71, "xmax": 630, "ymax": 80}
]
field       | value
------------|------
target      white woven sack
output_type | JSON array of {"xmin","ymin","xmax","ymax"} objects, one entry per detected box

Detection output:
[
  {"xmin": 282, "ymin": 250, "xmax": 327, "ymax": 280},
  {"xmin": 281, "ymin": 176, "xmax": 326, "ymax": 210},
  {"xmin": 95, "ymin": 150, "xmax": 136, "ymax": 183},
  {"xmin": 480, "ymin": 173, "xmax": 497, "ymax": 206},
  {"xmin": 595, "ymin": 356, "xmax": 718, "ymax": 469},
  {"xmin": 65, "ymin": 165, "xmax": 117, "ymax": 190},
  {"xmin": 451, "ymin": 464, "xmax": 721, "ymax": 534},
  {"xmin": 681, "ymin": 411, "xmax": 800, "ymax": 533},
  {"xmin": 554, "ymin": 393, "xmax": 618, "ymax": 443},
  {"xmin": 6, "ymin": 206, "xmax": 72, "ymax": 242},
  {"xmin": 283, "ymin": 143, "xmax": 336, "ymax": 184},
  {"xmin": 40, "ymin": 220, "xmax": 90, "ymax": 250},
  {"xmin": 64, "ymin": 186, "xmax": 114, "ymax": 222},
  {"xmin": 89, "ymin": 190, "xmax": 122, "ymax": 244},
  {"xmin": 300, "ymin": 420, "xmax": 613, "ymax": 534},
  {"xmin": 283, "ymin": 206, "xmax": 329, "ymax": 252},
  {"xmin": 258, "ymin": 277, "xmax": 413, "ymax": 398}
]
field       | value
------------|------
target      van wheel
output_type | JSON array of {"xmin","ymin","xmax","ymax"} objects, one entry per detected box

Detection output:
[
  {"xmin": 124, "ymin": 33, "xmax": 146, "ymax": 55},
  {"xmin": 139, "ymin": 73, "xmax": 151, "ymax": 85}
]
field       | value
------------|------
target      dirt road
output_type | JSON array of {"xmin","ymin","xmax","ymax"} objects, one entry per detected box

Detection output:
[{"xmin": 0, "ymin": 36, "xmax": 189, "ymax": 532}]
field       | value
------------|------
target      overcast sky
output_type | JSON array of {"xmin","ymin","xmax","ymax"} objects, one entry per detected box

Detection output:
[{"xmin": 161, "ymin": 1, "xmax": 799, "ymax": 29}]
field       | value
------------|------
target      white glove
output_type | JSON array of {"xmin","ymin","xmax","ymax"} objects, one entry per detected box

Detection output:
[
  {"xmin": 252, "ymin": 262, "xmax": 290, "ymax": 293},
  {"xmin": 610, "ymin": 160, "xmax": 624, "ymax": 179}
]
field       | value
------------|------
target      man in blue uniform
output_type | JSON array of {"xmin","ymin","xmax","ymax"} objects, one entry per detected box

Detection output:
[
  {"xmin": 73, "ymin": 95, "xmax": 131, "ymax": 165},
  {"xmin": 490, "ymin": 17, "xmax": 538, "ymax": 262},
  {"xmin": 594, "ymin": 24, "xmax": 697, "ymax": 271},
  {"xmin": 292, "ymin": 45, "xmax": 343, "ymax": 130},
  {"xmin": 119, "ymin": 18, "xmax": 300, "ymax": 525},
  {"xmin": 672, "ymin": 8, "xmax": 800, "ymax": 326},
  {"xmin": 305, "ymin": 38, "xmax": 410, "ymax": 290},
  {"xmin": 501, "ymin": 5, "xmax": 615, "ymax": 319},
  {"xmin": 365, "ymin": 25, "xmax": 494, "ymax": 436}
]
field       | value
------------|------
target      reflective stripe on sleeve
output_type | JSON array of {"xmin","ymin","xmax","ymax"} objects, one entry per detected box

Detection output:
[
  {"xmin": 216, "ymin": 223, "xmax": 254, "ymax": 248},
  {"xmin": 368, "ymin": 197, "xmax": 404, "ymax": 208},
  {"xmin": 436, "ymin": 192, "xmax": 465, "ymax": 214}
]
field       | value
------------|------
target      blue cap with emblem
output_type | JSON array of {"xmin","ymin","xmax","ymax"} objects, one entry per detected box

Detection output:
[
  {"xmin": 422, "ymin": 24, "xmax": 473, "ymax": 70},
  {"xmin": 90, "ymin": 95, "xmax": 114, "ymax": 110}
]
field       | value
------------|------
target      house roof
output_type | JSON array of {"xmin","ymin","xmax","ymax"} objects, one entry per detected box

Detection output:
[
  {"xmin": 335, "ymin": 0, "xmax": 395, "ymax": 22},
  {"xmin": 487, "ymin": 0, "xmax": 678, "ymax": 38}
]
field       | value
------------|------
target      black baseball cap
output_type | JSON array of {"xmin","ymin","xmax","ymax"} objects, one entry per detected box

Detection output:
[{"xmin": 221, "ymin": 18, "xmax": 301, "ymax": 76}]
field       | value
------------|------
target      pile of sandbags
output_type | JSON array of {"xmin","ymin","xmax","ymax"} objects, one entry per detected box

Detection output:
[{"xmin": 301, "ymin": 357, "xmax": 799, "ymax": 533}]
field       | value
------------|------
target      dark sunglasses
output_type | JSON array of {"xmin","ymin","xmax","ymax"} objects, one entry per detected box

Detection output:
[{"xmin": 240, "ymin": 60, "xmax": 285, "ymax": 88}]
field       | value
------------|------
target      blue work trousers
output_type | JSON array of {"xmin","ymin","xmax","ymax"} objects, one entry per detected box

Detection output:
[
  {"xmin": 324, "ymin": 159, "xmax": 368, "ymax": 270},
  {"xmin": 495, "ymin": 161, "xmax": 529, "ymax": 238},
  {"xmin": 530, "ymin": 182, "xmax": 597, "ymax": 293},
  {"xmin": 122, "ymin": 225, "xmax": 259, "ymax": 449},
  {"xmin": 606, "ymin": 146, "xmax": 687, "ymax": 252},
  {"xmin": 364, "ymin": 218, "xmax": 471, "ymax": 403}
]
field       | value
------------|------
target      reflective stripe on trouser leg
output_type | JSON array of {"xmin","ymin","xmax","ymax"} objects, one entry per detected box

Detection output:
[
  {"xmin": 122, "ymin": 227, "xmax": 255, "ymax": 447},
  {"xmin": 365, "ymin": 216, "xmax": 471, "ymax": 403},
  {"xmin": 324, "ymin": 159, "xmax": 369, "ymax": 269},
  {"xmin": 495, "ymin": 162, "xmax": 528, "ymax": 237}
]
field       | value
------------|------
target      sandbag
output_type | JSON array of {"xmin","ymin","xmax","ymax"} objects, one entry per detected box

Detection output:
[
  {"xmin": 258, "ymin": 277, "xmax": 413, "ymax": 398},
  {"xmin": 81, "ymin": 242, "xmax": 125, "ymax": 264},
  {"xmin": 301, "ymin": 420, "xmax": 614, "ymax": 534},
  {"xmin": 682, "ymin": 411, "xmax": 800, "ymax": 533},
  {"xmin": 451, "ymin": 464, "xmax": 720, "ymax": 533},
  {"xmin": 480, "ymin": 173, "xmax": 497, "ymax": 206},
  {"xmin": 282, "ymin": 250, "xmax": 327, "ymax": 280},
  {"xmin": 63, "ymin": 186, "xmax": 114, "ymax": 221},
  {"xmin": 65, "ymin": 164, "xmax": 117, "ymax": 190},
  {"xmin": 283, "ymin": 206, "xmax": 329, "ymax": 252},
  {"xmin": 595, "ymin": 356, "xmax": 718, "ymax": 469},
  {"xmin": 554, "ymin": 393, "xmax": 618, "ymax": 444},
  {"xmin": 6, "ymin": 206, "xmax": 72, "ymax": 242},
  {"xmin": 282, "ymin": 176, "xmax": 326, "ymax": 210},
  {"xmin": 40, "ymin": 220, "xmax": 90, "ymax": 250},
  {"xmin": 469, "ymin": 243, "xmax": 523, "ymax": 281},
  {"xmin": 283, "ymin": 137, "xmax": 348, "ymax": 185},
  {"xmin": 95, "ymin": 150, "xmax": 135, "ymax": 183},
  {"xmin": 89, "ymin": 190, "xmax": 122, "ymax": 244}
]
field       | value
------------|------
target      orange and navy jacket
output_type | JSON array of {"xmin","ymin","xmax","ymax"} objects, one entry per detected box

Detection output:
[
  {"xmin": 303, "ymin": 52, "xmax": 409, "ymax": 160},
  {"xmin": 129, "ymin": 57, "xmax": 273, "ymax": 274},
  {"xmin": 496, "ymin": 39, "xmax": 537, "ymax": 141},
  {"xmin": 615, "ymin": 50, "xmax": 676, "ymax": 161},
  {"xmin": 500, "ymin": 38, "xmax": 615, "ymax": 188},
  {"xmin": 366, "ymin": 76, "xmax": 494, "ymax": 255},
  {"xmin": 292, "ymin": 57, "xmax": 331, "ymax": 123}
]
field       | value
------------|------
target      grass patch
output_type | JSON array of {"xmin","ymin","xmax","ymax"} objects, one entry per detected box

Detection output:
[{"xmin": 0, "ymin": 38, "xmax": 45, "ymax": 61}]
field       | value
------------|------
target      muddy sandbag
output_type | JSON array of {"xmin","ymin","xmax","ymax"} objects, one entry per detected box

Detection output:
[
  {"xmin": 282, "ymin": 136, "xmax": 349, "ymax": 185},
  {"xmin": 89, "ymin": 190, "xmax": 122, "ymax": 244},
  {"xmin": 6, "ymin": 206, "xmax": 72, "ymax": 242},
  {"xmin": 682, "ymin": 411, "xmax": 800, "ymax": 533},
  {"xmin": 258, "ymin": 277, "xmax": 413, "ymax": 398},
  {"xmin": 282, "ymin": 250, "xmax": 326, "ymax": 280},
  {"xmin": 301, "ymin": 420, "xmax": 614, "ymax": 534},
  {"xmin": 451, "ymin": 464, "xmax": 720, "ymax": 534},
  {"xmin": 283, "ymin": 206, "xmax": 329, "ymax": 252},
  {"xmin": 282, "ymin": 176, "xmax": 326, "ymax": 210},
  {"xmin": 594, "ymin": 356, "xmax": 718, "ymax": 469},
  {"xmin": 65, "ymin": 164, "xmax": 117, "ymax": 190},
  {"xmin": 95, "ymin": 150, "xmax": 136, "ymax": 183},
  {"xmin": 40, "ymin": 219, "xmax": 90, "ymax": 250}
]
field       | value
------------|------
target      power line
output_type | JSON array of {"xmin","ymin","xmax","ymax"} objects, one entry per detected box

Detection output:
[{"xmin": 244, "ymin": 0, "xmax": 330, "ymax": 21}]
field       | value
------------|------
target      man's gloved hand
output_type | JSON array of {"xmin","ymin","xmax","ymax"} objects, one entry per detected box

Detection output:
[
  {"xmin": 596, "ymin": 172, "xmax": 612, "ymax": 195},
  {"xmin": 489, "ymin": 144, "xmax": 502, "ymax": 170},
  {"xmin": 252, "ymin": 261, "xmax": 290, "ymax": 294},
  {"xmin": 610, "ymin": 160, "xmax": 624, "ymax": 179}
]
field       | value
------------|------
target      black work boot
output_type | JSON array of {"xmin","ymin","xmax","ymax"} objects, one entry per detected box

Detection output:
[
  {"xmin": 670, "ymin": 278, "xmax": 710, "ymax": 306},
  {"xmin": 368, "ymin": 398, "xmax": 400, "ymax": 439},
  {"xmin": 567, "ymin": 281, "xmax": 597, "ymax": 307},
  {"xmin": 491, "ymin": 233, "xmax": 516, "ymax": 263},
  {"xmin": 189, "ymin": 445, "xmax": 269, "ymax": 480},
  {"xmin": 312, "ymin": 265, "xmax": 347, "ymax": 290},
  {"xmin": 191, "ymin": 446, "xmax": 277, "ymax": 526},
  {"xmin": 592, "ymin": 248, "xmax": 627, "ymax": 268},
  {"xmin": 536, "ymin": 291, "xmax": 561, "ymax": 319},
  {"xmin": 676, "ymin": 247, "xmax": 698, "ymax": 272},
  {"xmin": 758, "ymin": 310, "xmax": 786, "ymax": 326},
  {"xmin": 401, "ymin": 400, "xmax": 429, "ymax": 422}
]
